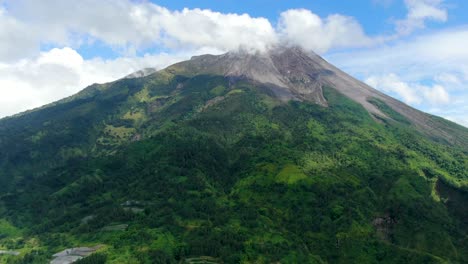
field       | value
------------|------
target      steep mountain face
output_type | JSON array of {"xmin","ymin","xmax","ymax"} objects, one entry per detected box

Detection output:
[
  {"xmin": 170, "ymin": 46, "xmax": 467, "ymax": 145},
  {"xmin": 0, "ymin": 47, "xmax": 467, "ymax": 263}
]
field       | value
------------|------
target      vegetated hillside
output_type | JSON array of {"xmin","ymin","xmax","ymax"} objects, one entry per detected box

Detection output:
[{"xmin": 0, "ymin": 47, "xmax": 467, "ymax": 263}]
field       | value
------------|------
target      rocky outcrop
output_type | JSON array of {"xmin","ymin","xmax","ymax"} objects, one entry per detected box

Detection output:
[
  {"xmin": 373, "ymin": 215, "xmax": 397, "ymax": 241},
  {"xmin": 50, "ymin": 246, "xmax": 102, "ymax": 264}
]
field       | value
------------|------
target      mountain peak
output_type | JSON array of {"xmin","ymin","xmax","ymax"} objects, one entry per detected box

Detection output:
[
  {"xmin": 171, "ymin": 45, "xmax": 331, "ymax": 106},
  {"xmin": 172, "ymin": 45, "xmax": 389, "ymax": 111},
  {"xmin": 163, "ymin": 46, "xmax": 467, "ymax": 145}
]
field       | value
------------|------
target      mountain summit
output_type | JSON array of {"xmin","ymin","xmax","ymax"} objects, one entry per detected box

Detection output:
[
  {"xmin": 161, "ymin": 46, "xmax": 467, "ymax": 144},
  {"xmin": 0, "ymin": 47, "xmax": 467, "ymax": 263}
]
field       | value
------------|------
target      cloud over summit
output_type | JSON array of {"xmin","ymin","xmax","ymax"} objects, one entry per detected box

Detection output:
[
  {"xmin": 0, "ymin": 0, "xmax": 382, "ymax": 118},
  {"xmin": 0, "ymin": 0, "xmax": 380, "ymax": 61}
]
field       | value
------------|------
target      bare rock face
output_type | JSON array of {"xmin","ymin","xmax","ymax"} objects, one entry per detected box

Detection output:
[
  {"xmin": 167, "ymin": 46, "xmax": 404, "ymax": 114},
  {"xmin": 372, "ymin": 215, "xmax": 397, "ymax": 241},
  {"xmin": 168, "ymin": 47, "xmax": 329, "ymax": 106},
  {"xmin": 50, "ymin": 246, "xmax": 102, "ymax": 264}
]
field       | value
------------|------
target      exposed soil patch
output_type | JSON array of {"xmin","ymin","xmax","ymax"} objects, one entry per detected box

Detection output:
[{"xmin": 50, "ymin": 245, "xmax": 102, "ymax": 264}]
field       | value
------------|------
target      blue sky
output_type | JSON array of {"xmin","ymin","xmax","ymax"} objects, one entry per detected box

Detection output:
[
  {"xmin": 0, "ymin": 0, "xmax": 467, "ymax": 126},
  {"xmin": 151, "ymin": 0, "xmax": 404, "ymax": 31}
]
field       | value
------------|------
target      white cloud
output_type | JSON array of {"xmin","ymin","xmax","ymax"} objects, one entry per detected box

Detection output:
[
  {"xmin": 365, "ymin": 73, "xmax": 450, "ymax": 106},
  {"xmin": 158, "ymin": 8, "xmax": 278, "ymax": 52},
  {"xmin": 365, "ymin": 73, "xmax": 422, "ymax": 104},
  {"xmin": 396, "ymin": 0, "xmax": 447, "ymax": 35},
  {"xmin": 277, "ymin": 9, "xmax": 377, "ymax": 53},
  {"xmin": 0, "ymin": 0, "xmax": 452, "ymax": 62},
  {"xmin": 423, "ymin": 84, "xmax": 450, "ymax": 104},
  {"xmin": 0, "ymin": 0, "xmax": 384, "ymax": 62},
  {"xmin": 4, "ymin": 0, "xmax": 162, "ymax": 49},
  {"xmin": 434, "ymin": 73, "xmax": 462, "ymax": 86},
  {"xmin": 0, "ymin": 0, "xmax": 278, "ymax": 61},
  {"xmin": 327, "ymin": 28, "xmax": 468, "ymax": 83},
  {"xmin": 0, "ymin": 7, "xmax": 38, "ymax": 62}
]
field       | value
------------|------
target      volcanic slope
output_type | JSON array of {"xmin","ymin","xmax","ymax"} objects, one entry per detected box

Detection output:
[{"xmin": 0, "ymin": 46, "xmax": 467, "ymax": 263}]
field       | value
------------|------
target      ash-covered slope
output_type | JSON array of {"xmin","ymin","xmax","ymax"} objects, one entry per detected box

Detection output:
[{"xmin": 163, "ymin": 46, "xmax": 467, "ymax": 145}]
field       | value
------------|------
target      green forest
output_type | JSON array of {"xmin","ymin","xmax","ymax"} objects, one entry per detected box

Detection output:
[{"xmin": 0, "ymin": 69, "xmax": 467, "ymax": 263}]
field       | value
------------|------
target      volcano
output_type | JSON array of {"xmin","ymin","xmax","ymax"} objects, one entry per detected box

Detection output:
[{"xmin": 0, "ymin": 46, "xmax": 467, "ymax": 263}]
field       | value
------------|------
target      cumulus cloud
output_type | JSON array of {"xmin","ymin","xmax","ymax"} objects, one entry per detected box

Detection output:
[
  {"xmin": 327, "ymin": 28, "xmax": 468, "ymax": 82},
  {"xmin": 365, "ymin": 73, "xmax": 450, "ymax": 105},
  {"xmin": 4, "ymin": 0, "xmax": 162, "ymax": 50},
  {"xmin": 0, "ymin": 0, "xmax": 383, "ymax": 62},
  {"xmin": 0, "ymin": 0, "xmax": 451, "ymax": 60},
  {"xmin": 365, "ymin": 74, "xmax": 422, "ymax": 104},
  {"xmin": 277, "ymin": 9, "xmax": 379, "ymax": 53},
  {"xmin": 396, "ymin": 0, "xmax": 447, "ymax": 35},
  {"xmin": 0, "ymin": 0, "xmax": 278, "ymax": 61},
  {"xmin": 158, "ymin": 8, "xmax": 278, "ymax": 52},
  {"xmin": 423, "ymin": 84, "xmax": 450, "ymax": 104},
  {"xmin": 434, "ymin": 73, "xmax": 463, "ymax": 88},
  {"xmin": 0, "ymin": 7, "xmax": 38, "ymax": 62}
]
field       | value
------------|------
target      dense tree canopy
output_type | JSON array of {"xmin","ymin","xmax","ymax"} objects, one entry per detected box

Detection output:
[{"xmin": 0, "ymin": 70, "xmax": 467, "ymax": 263}]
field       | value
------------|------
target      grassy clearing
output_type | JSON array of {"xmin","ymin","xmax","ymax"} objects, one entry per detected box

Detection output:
[{"xmin": 275, "ymin": 164, "xmax": 307, "ymax": 184}]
